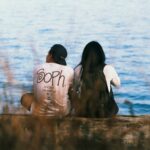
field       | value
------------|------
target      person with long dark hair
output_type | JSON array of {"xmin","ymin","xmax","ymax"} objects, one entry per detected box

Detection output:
[{"xmin": 72, "ymin": 41, "xmax": 120, "ymax": 117}]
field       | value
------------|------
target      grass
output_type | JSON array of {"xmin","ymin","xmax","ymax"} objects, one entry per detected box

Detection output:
[{"xmin": 0, "ymin": 115, "xmax": 149, "ymax": 150}]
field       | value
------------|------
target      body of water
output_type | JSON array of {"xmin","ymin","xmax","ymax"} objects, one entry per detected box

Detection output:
[{"xmin": 0, "ymin": 0, "xmax": 150, "ymax": 115}]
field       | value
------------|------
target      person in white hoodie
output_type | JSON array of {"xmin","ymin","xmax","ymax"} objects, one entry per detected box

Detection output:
[
  {"xmin": 72, "ymin": 41, "xmax": 121, "ymax": 117},
  {"xmin": 21, "ymin": 44, "xmax": 74, "ymax": 117}
]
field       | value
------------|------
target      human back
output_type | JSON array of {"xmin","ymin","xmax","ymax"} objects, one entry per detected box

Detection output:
[
  {"xmin": 33, "ymin": 62, "xmax": 73, "ymax": 116},
  {"xmin": 78, "ymin": 67, "xmax": 111, "ymax": 117}
]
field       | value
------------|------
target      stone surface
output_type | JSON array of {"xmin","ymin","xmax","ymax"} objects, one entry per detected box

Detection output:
[{"xmin": 0, "ymin": 115, "xmax": 150, "ymax": 150}]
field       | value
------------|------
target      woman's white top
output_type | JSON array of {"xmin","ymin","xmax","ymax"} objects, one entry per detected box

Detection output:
[
  {"xmin": 32, "ymin": 63, "xmax": 74, "ymax": 116},
  {"xmin": 74, "ymin": 64, "xmax": 121, "ymax": 93}
]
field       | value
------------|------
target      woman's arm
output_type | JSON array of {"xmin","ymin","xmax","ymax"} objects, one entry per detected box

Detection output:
[
  {"xmin": 110, "ymin": 66, "xmax": 120, "ymax": 88},
  {"xmin": 104, "ymin": 65, "xmax": 121, "ymax": 88}
]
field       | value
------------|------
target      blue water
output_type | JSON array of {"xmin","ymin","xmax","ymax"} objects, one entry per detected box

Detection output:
[{"xmin": 0, "ymin": 0, "xmax": 150, "ymax": 115}]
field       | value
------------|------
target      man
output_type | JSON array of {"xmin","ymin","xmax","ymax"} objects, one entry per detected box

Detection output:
[{"xmin": 21, "ymin": 44, "xmax": 74, "ymax": 117}]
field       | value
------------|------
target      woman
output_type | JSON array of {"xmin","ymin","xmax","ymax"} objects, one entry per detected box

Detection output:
[{"xmin": 72, "ymin": 41, "xmax": 120, "ymax": 117}]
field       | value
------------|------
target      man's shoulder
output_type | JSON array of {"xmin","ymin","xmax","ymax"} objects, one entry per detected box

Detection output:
[
  {"xmin": 35, "ymin": 63, "xmax": 60, "ymax": 69},
  {"xmin": 65, "ymin": 65, "xmax": 74, "ymax": 70},
  {"xmin": 34, "ymin": 63, "xmax": 47, "ymax": 70},
  {"xmin": 63, "ymin": 65, "xmax": 74, "ymax": 74},
  {"xmin": 34, "ymin": 63, "xmax": 74, "ymax": 73}
]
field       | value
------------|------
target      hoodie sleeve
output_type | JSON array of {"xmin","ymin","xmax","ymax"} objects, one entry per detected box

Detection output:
[{"xmin": 104, "ymin": 65, "xmax": 121, "ymax": 89}]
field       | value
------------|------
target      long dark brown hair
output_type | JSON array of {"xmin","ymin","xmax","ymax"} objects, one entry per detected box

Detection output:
[{"xmin": 77, "ymin": 41, "xmax": 106, "ymax": 85}]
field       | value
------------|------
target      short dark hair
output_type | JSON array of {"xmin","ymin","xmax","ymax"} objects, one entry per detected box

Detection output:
[{"xmin": 49, "ymin": 44, "xmax": 67, "ymax": 65}]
